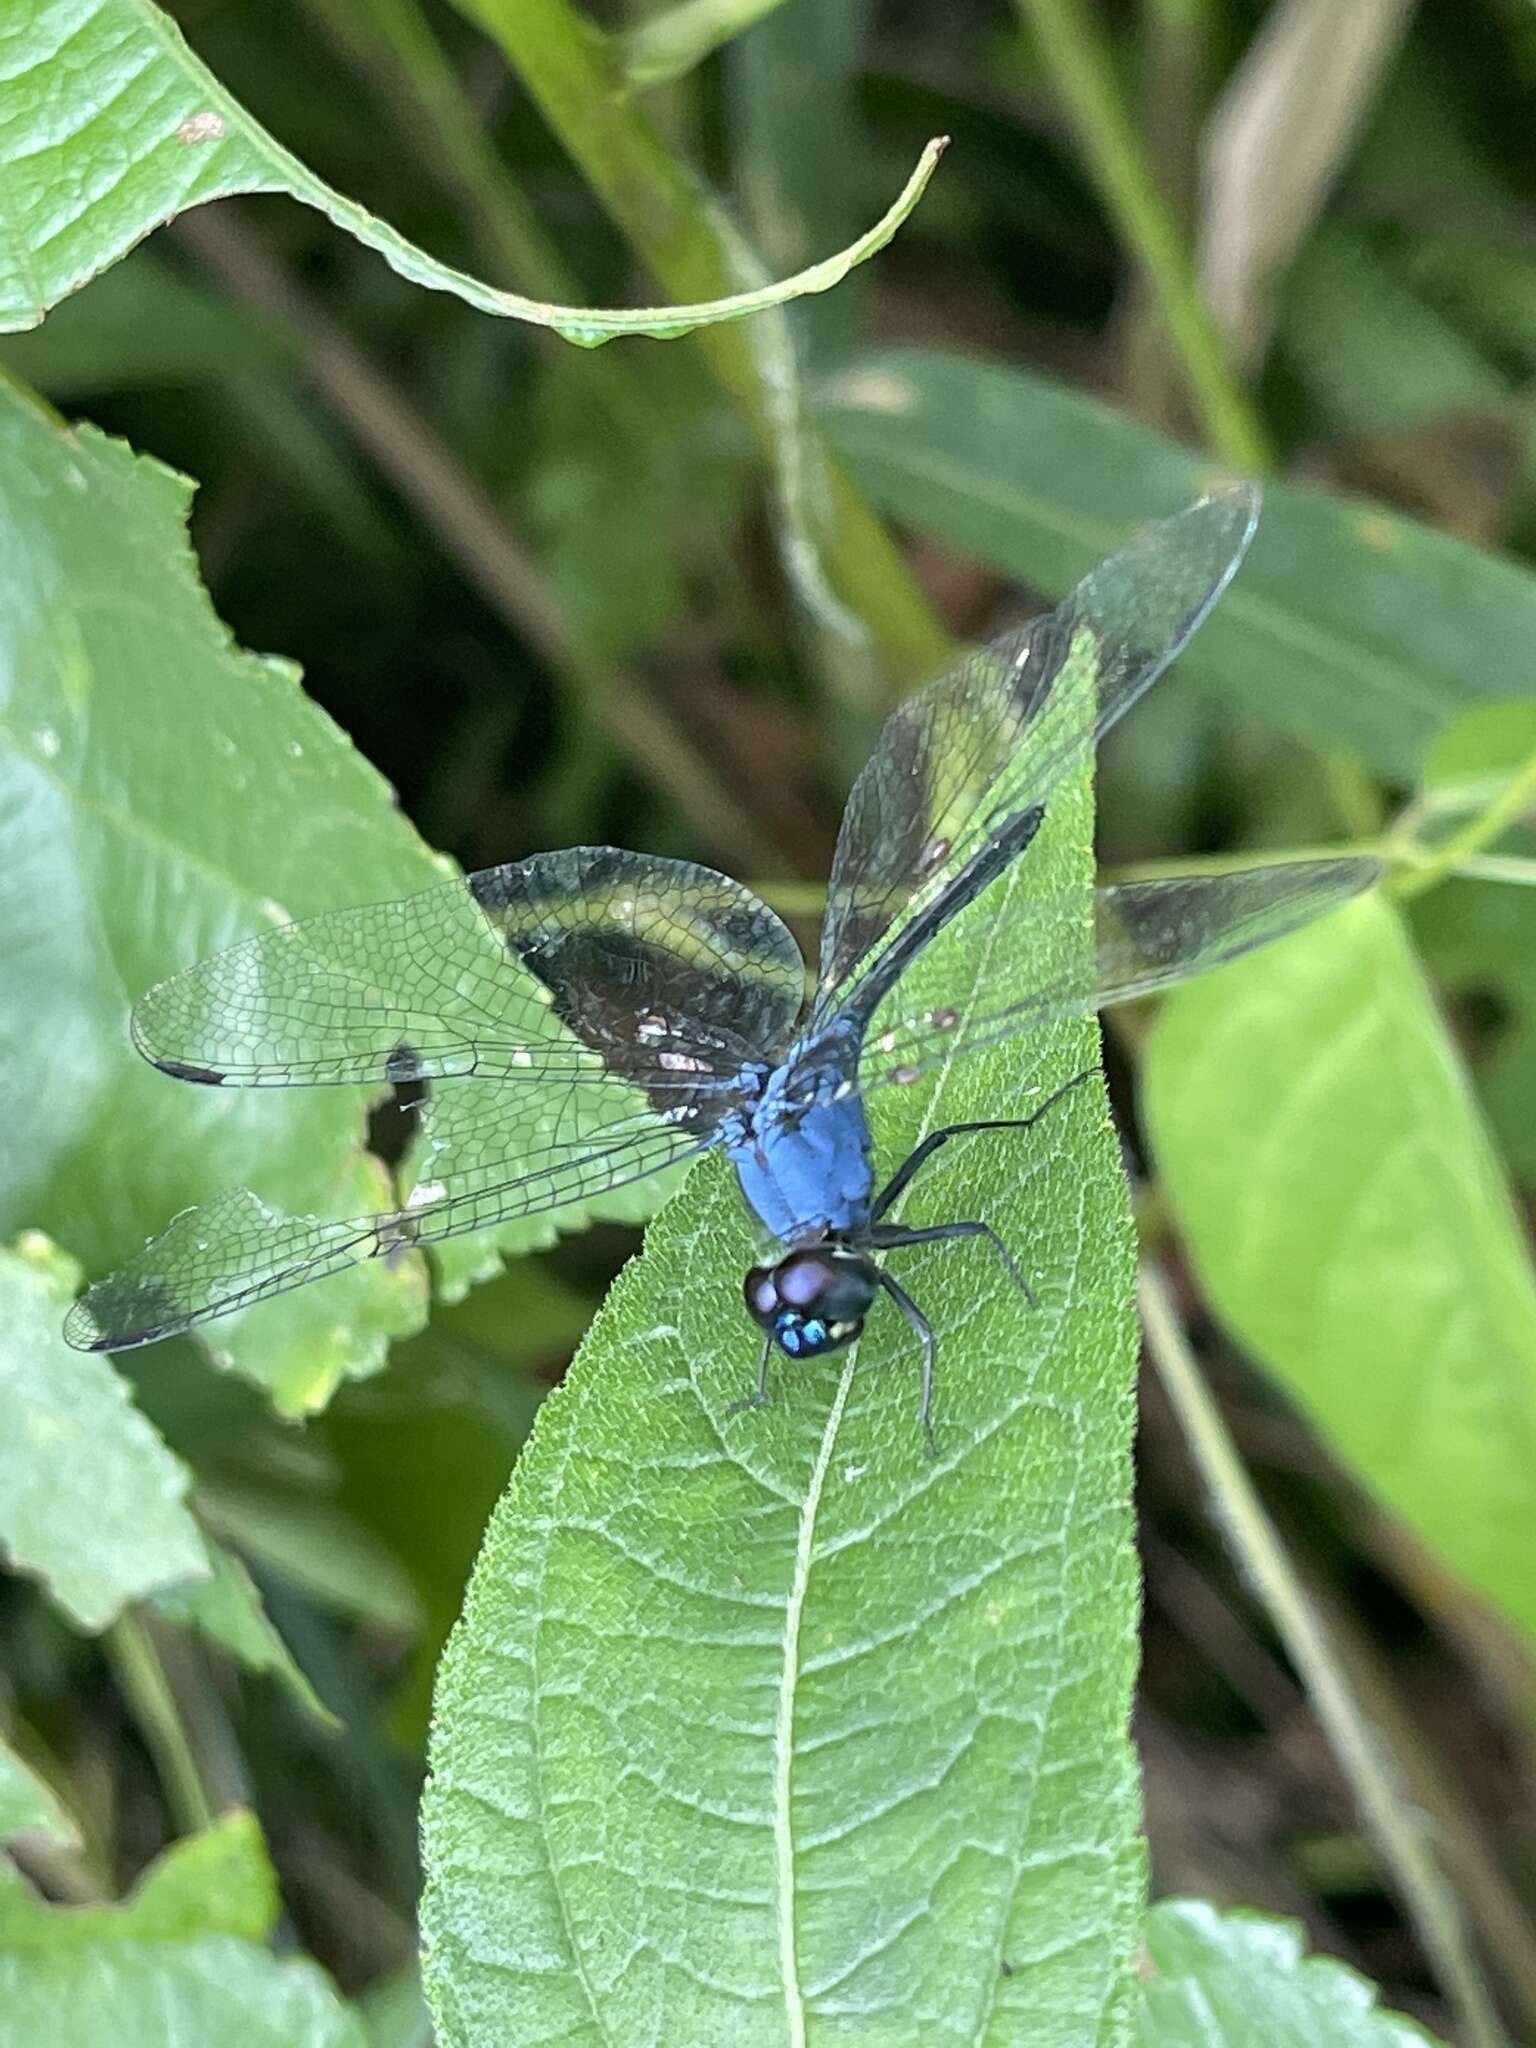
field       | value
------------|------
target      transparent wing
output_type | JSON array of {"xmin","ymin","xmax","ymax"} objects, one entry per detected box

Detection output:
[
  {"xmin": 133, "ymin": 845, "xmax": 807, "ymax": 1100},
  {"xmin": 833, "ymin": 857, "xmax": 1380, "ymax": 1096},
  {"xmin": 813, "ymin": 485, "xmax": 1260, "ymax": 1016},
  {"xmin": 63, "ymin": 1110, "xmax": 719, "ymax": 1352},
  {"xmin": 76, "ymin": 843, "xmax": 804, "ymax": 1351}
]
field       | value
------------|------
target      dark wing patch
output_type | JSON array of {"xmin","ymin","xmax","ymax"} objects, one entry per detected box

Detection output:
[
  {"xmin": 133, "ymin": 846, "xmax": 807, "ymax": 1105},
  {"xmin": 814, "ymin": 486, "xmax": 1260, "ymax": 1019}
]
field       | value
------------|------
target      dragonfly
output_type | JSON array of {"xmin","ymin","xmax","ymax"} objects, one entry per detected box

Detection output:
[{"xmin": 65, "ymin": 485, "xmax": 1377, "ymax": 1450}]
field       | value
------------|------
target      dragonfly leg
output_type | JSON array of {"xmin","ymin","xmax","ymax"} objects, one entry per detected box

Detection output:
[
  {"xmin": 875, "ymin": 1267, "xmax": 938, "ymax": 1458},
  {"xmin": 724, "ymin": 1332, "xmax": 775, "ymax": 1419},
  {"xmin": 868, "ymin": 1066, "xmax": 1096, "ymax": 1223},
  {"xmin": 869, "ymin": 1219, "xmax": 1035, "ymax": 1309}
]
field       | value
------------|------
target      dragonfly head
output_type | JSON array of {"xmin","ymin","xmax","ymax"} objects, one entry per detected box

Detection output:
[{"xmin": 744, "ymin": 1244, "xmax": 879, "ymax": 1359}]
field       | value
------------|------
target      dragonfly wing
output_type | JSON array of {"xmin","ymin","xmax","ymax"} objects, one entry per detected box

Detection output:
[
  {"xmin": 814, "ymin": 486, "xmax": 1260, "ymax": 1011},
  {"xmin": 846, "ymin": 858, "xmax": 1380, "ymax": 1095},
  {"xmin": 63, "ymin": 1112, "xmax": 720, "ymax": 1352},
  {"xmin": 133, "ymin": 846, "xmax": 806, "ymax": 1102}
]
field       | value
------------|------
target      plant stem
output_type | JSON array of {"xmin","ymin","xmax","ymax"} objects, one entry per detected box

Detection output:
[
  {"xmin": 452, "ymin": 0, "xmax": 953, "ymax": 691},
  {"xmin": 1138, "ymin": 1261, "xmax": 1510, "ymax": 2048},
  {"xmin": 1393, "ymin": 740, "xmax": 1536, "ymax": 901},
  {"xmin": 1012, "ymin": 0, "xmax": 1271, "ymax": 472},
  {"xmin": 106, "ymin": 1611, "xmax": 215, "ymax": 1838},
  {"xmin": 622, "ymin": 0, "xmax": 789, "ymax": 87}
]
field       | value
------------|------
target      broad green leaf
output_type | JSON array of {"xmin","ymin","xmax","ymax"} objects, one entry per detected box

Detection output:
[
  {"xmin": 0, "ymin": 1939, "xmax": 366, "ymax": 2048},
  {"xmin": 0, "ymin": 1814, "xmax": 349, "ymax": 2048},
  {"xmin": 0, "ymin": 1233, "xmax": 204, "ymax": 1629},
  {"xmin": 0, "ymin": 377, "xmax": 444, "ymax": 1410},
  {"xmin": 0, "ymin": 376, "xmax": 714, "ymax": 1395},
  {"xmin": 0, "ymin": 1736, "xmax": 78, "ymax": 1849},
  {"xmin": 0, "ymin": 1, "xmax": 941, "ymax": 342},
  {"xmin": 1136, "ymin": 1899, "xmax": 1444, "ymax": 2046},
  {"xmin": 0, "ymin": 1809, "xmax": 278, "ymax": 1950},
  {"xmin": 151, "ymin": 1531, "xmax": 339, "ymax": 1729},
  {"xmin": 422, "ymin": 762, "xmax": 1147, "ymax": 2043},
  {"xmin": 1142, "ymin": 894, "xmax": 1536, "ymax": 1650},
  {"xmin": 820, "ymin": 347, "xmax": 1536, "ymax": 774},
  {"xmin": 1421, "ymin": 698, "xmax": 1536, "ymax": 793}
]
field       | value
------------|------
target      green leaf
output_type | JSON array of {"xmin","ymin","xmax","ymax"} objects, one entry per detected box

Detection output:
[
  {"xmin": 1136, "ymin": 1899, "xmax": 1445, "ymax": 2046},
  {"xmin": 422, "ymin": 762, "xmax": 1146, "ymax": 2041},
  {"xmin": 0, "ymin": 1, "xmax": 942, "ymax": 343},
  {"xmin": 0, "ymin": 1809, "xmax": 278, "ymax": 1951},
  {"xmin": 0, "ymin": 378, "xmax": 446, "ymax": 1411},
  {"xmin": 0, "ymin": 1736, "xmax": 78, "ymax": 1849},
  {"xmin": 151, "ymin": 1532, "xmax": 340, "ymax": 1730},
  {"xmin": 1142, "ymin": 893, "xmax": 1536, "ymax": 1652},
  {"xmin": 1421, "ymin": 698, "xmax": 1536, "ymax": 792},
  {"xmin": 0, "ymin": 1234, "xmax": 205, "ymax": 1629},
  {"xmin": 820, "ymin": 347, "xmax": 1536, "ymax": 774},
  {"xmin": 0, "ymin": 1940, "xmax": 367, "ymax": 2048},
  {"xmin": 0, "ymin": 1812, "xmax": 360, "ymax": 2046},
  {"xmin": 0, "ymin": 376, "xmax": 724, "ymax": 1393}
]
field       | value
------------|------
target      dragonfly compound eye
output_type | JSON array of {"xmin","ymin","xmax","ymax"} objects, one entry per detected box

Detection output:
[{"xmin": 743, "ymin": 1247, "xmax": 880, "ymax": 1357}]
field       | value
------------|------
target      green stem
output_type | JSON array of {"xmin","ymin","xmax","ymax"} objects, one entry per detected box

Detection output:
[
  {"xmin": 622, "ymin": 0, "xmax": 789, "ymax": 87},
  {"xmin": 1392, "ymin": 740, "xmax": 1536, "ymax": 901},
  {"xmin": 1013, "ymin": 0, "xmax": 1271, "ymax": 471},
  {"xmin": 1138, "ymin": 1262, "xmax": 1510, "ymax": 2048},
  {"xmin": 105, "ymin": 1612, "xmax": 216, "ymax": 1838},
  {"xmin": 452, "ymin": 0, "xmax": 953, "ymax": 690}
]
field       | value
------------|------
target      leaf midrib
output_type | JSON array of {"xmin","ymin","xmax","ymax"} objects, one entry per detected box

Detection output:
[{"xmin": 767, "ymin": 836, "xmax": 1043, "ymax": 2044}]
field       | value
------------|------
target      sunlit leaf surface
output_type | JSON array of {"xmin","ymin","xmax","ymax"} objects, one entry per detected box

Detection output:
[
  {"xmin": 0, "ymin": 1234, "xmax": 204, "ymax": 1628},
  {"xmin": 0, "ymin": 1810, "xmax": 278, "ymax": 1951},
  {"xmin": 0, "ymin": 382, "xmax": 671, "ymax": 1407},
  {"xmin": 1137, "ymin": 1899, "xmax": 1445, "ymax": 2046},
  {"xmin": 421, "ymin": 760, "xmax": 1147, "ymax": 2044},
  {"xmin": 0, "ymin": 1940, "xmax": 366, "ymax": 2048},
  {"xmin": 1144, "ymin": 894, "xmax": 1536, "ymax": 1652},
  {"xmin": 0, "ymin": 1814, "xmax": 365, "ymax": 2047}
]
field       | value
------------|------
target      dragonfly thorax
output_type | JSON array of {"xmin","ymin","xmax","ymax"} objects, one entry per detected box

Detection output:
[
  {"xmin": 725, "ymin": 1023, "xmax": 875, "ymax": 1243},
  {"xmin": 744, "ymin": 1244, "xmax": 879, "ymax": 1359}
]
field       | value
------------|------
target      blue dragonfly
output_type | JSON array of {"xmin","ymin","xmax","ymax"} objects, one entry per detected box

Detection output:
[{"xmin": 65, "ymin": 486, "xmax": 1376, "ymax": 1448}]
